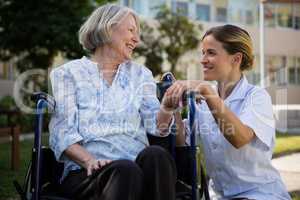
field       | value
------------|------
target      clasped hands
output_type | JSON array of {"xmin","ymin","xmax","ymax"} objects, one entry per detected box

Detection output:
[{"xmin": 161, "ymin": 80, "xmax": 214, "ymax": 112}]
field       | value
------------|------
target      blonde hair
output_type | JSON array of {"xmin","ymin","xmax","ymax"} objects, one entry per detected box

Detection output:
[
  {"xmin": 202, "ymin": 24, "xmax": 254, "ymax": 71},
  {"xmin": 79, "ymin": 4, "xmax": 140, "ymax": 53}
]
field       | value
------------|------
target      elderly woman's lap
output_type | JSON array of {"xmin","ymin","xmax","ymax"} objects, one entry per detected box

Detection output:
[{"xmin": 60, "ymin": 146, "xmax": 176, "ymax": 200}]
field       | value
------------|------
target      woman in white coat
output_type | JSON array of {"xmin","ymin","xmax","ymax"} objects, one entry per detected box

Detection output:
[{"xmin": 167, "ymin": 24, "xmax": 291, "ymax": 200}]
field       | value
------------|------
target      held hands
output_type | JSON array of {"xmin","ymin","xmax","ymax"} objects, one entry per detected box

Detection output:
[
  {"xmin": 161, "ymin": 81, "xmax": 188, "ymax": 112},
  {"xmin": 83, "ymin": 158, "xmax": 112, "ymax": 176},
  {"xmin": 161, "ymin": 80, "xmax": 213, "ymax": 111}
]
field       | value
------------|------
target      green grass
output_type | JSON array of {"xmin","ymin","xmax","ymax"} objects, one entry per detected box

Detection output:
[
  {"xmin": 273, "ymin": 132, "xmax": 300, "ymax": 158},
  {"xmin": 291, "ymin": 191, "xmax": 300, "ymax": 200},
  {"xmin": 0, "ymin": 133, "xmax": 300, "ymax": 199},
  {"xmin": 0, "ymin": 135, "xmax": 48, "ymax": 200},
  {"xmin": 0, "ymin": 139, "xmax": 33, "ymax": 200}
]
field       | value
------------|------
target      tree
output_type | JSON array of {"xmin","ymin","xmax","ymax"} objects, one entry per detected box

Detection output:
[
  {"xmin": 0, "ymin": 0, "xmax": 113, "ymax": 72},
  {"xmin": 0, "ymin": 0, "xmax": 114, "ymax": 114},
  {"xmin": 135, "ymin": 7, "xmax": 202, "ymax": 77},
  {"xmin": 134, "ymin": 21, "xmax": 164, "ymax": 76}
]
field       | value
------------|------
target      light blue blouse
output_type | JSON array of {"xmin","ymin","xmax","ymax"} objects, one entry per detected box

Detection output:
[
  {"xmin": 49, "ymin": 57, "xmax": 160, "ymax": 180},
  {"xmin": 185, "ymin": 76, "xmax": 291, "ymax": 200}
]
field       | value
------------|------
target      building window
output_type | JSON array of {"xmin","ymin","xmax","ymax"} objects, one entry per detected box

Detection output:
[
  {"xmin": 297, "ymin": 58, "xmax": 300, "ymax": 84},
  {"xmin": 264, "ymin": 4, "xmax": 276, "ymax": 27},
  {"xmin": 196, "ymin": 4, "xmax": 210, "ymax": 21},
  {"xmin": 131, "ymin": 0, "xmax": 142, "ymax": 14},
  {"xmin": 288, "ymin": 68, "xmax": 296, "ymax": 84},
  {"xmin": 172, "ymin": 1, "xmax": 188, "ymax": 17},
  {"xmin": 148, "ymin": 0, "xmax": 164, "ymax": 17},
  {"xmin": 277, "ymin": 3, "xmax": 293, "ymax": 28},
  {"xmin": 294, "ymin": 4, "xmax": 300, "ymax": 30},
  {"xmin": 298, "ymin": 68, "xmax": 300, "ymax": 84},
  {"xmin": 267, "ymin": 56, "xmax": 287, "ymax": 86},
  {"xmin": 295, "ymin": 16, "xmax": 300, "ymax": 30},
  {"xmin": 245, "ymin": 55, "xmax": 260, "ymax": 85},
  {"xmin": 246, "ymin": 72, "xmax": 260, "ymax": 85},
  {"xmin": 245, "ymin": 10, "xmax": 254, "ymax": 25},
  {"xmin": 216, "ymin": 7, "xmax": 227, "ymax": 22},
  {"xmin": 123, "ymin": 0, "xmax": 130, "ymax": 6},
  {"xmin": 277, "ymin": 68, "xmax": 286, "ymax": 85},
  {"xmin": 228, "ymin": 7, "xmax": 242, "ymax": 24},
  {"xmin": 287, "ymin": 57, "xmax": 296, "ymax": 84},
  {"xmin": 226, "ymin": 0, "xmax": 257, "ymax": 25},
  {"xmin": 278, "ymin": 56, "xmax": 287, "ymax": 85}
]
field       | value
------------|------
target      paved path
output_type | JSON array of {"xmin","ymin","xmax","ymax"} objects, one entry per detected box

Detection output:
[{"xmin": 272, "ymin": 153, "xmax": 300, "ymax": 192}]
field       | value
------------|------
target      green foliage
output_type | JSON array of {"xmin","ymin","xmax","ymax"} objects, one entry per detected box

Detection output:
[
  {"xmin": 0, "ymin": 96, "xmax": 35, "ymax": 132},
  {"xmin": 156, "ymin": 7, "xmax": 202, "ymax": 73},
  {"xmin": 0, "ymin": 0, "xmax": 114, "ymax": 117},
  {"xmin": 135, "ymin": 6, "xmax": 202, "ymax": 76},
  {"xmin": 0, "ymin": 95, "xmax": 16, "ymax": 109},
  {"xmin": 134, "ymin": 21, "xmax": 164, "ymax": 76},
  {"xmin": 0, "ymin": 96, "xmax": 17, "ymax": 127},
  {"xmin": 180, "ymin": 106, "xmax": 188, "ymax": 119},
  {"xmin": 0, "ymin": 0, "xmax": 113, "ymax": 72}
]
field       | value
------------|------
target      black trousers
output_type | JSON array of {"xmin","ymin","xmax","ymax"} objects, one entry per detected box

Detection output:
[{"xmin": 60, "ymin": 146, "xmax": 177, "ymax": 200}]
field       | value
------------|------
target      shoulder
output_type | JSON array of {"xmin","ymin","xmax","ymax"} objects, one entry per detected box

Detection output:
[
  {"xmin": 241, "ymin": 83, "xmax": 273, "ymax": 118},
  {"xmin": 245, "ymin": 84, "xmax": 272, "ymax": 105},
  {"xmin": 126, "ymin": 61, "xmax": 154, "ymax": 77},
  {"xmin": 50, "ymin": 58, "xmax": 89, "ymax": 82},
  {"xmin": 124, "ymin": 61, "xmax": 155, "ymax": 84},
  {"xmin": 50, "ymin": 59, "xmax": 83, "ymax": 77}
]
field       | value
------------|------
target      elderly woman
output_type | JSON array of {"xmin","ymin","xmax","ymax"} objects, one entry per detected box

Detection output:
[{"xmin": 49, "ymin": 4, "xmax": 176, "ymax": 200}]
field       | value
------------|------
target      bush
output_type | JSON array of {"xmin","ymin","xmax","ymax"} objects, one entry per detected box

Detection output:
[
  {"xmin": 0, "ymin": 96, "xmax": 17, "ymax": 127},
  {"xmin": 0, "ymin": 95, "xmax": 17, "ymax": 109},
  {"xmin": 0, "ymin": 96, "xmax": 36, "ymax": 132}
]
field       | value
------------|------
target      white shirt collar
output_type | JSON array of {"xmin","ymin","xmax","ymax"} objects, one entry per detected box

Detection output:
[{"xmin": 224, "ymin": 75, "xmax": 249, "ymax": 103}]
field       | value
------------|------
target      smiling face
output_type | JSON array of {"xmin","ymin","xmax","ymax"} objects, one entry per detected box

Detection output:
[
  {"xmin": 200, "ymin": 35, "xmax": 241, "ymax": 82},
  {"xmin": 109, "ymin": 14, "xmax": 140, "ymax": 62}
]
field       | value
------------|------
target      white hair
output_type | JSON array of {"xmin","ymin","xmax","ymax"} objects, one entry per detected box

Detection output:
[{"xmin": 78, "ymin": 4, "xmax": 140, "ymax": 53}]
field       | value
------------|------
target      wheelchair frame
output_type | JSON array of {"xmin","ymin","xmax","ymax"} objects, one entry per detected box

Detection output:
[{"xmin": 14, "ymin": 87, "xmax": 210, "ymax": 200}]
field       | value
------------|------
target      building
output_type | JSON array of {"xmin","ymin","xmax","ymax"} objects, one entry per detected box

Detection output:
[
  {"xmin": 0, "ymin": 60, "xmax": 15, "ymax": 97},
  {"xmin": 120, "ymin": 0, "xmax": 300, "ymax": 132}
]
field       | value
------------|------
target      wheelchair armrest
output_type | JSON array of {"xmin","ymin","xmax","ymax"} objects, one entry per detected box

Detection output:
[{"xmin": 31, "ymin": 92, "xmax": 56, "ymax": 112}]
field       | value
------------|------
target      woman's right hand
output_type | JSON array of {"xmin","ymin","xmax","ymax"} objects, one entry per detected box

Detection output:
[
  {"xmin": 84, "ymin": 158, "xmax": 112, "ymax": 176},
  {"xmin": 163, "ymin": 80, "xmax": 207, "ymax": 108},
  {"xmin": 161, "ymin": 80, "xmax": 192, "ymax": 110},
  {"xmin": 64, "ymin": 143, "xmax": 112, "ymax": 176}
]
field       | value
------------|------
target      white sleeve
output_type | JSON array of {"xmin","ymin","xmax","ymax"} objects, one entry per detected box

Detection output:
[
  {"xmin": 49, "ymin": 67, "xmax": 83, "ymax": 161},
  {"xmin": 138, "ymin": 67, "xmax": 161, "ymax": 136},
  {"xmin": 239, "ymin": 88, "xmax": 275, "ymax": 150}
]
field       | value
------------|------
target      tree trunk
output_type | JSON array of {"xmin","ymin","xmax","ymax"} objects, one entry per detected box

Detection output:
[{"xmin": 170, "ymin": 62, "xmax": 176, "ymax": 74}]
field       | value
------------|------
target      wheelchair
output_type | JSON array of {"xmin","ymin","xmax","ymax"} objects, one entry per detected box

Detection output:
[{"xmin": 14, "ymin": 73, "xmax": 210, "ymax": 200}]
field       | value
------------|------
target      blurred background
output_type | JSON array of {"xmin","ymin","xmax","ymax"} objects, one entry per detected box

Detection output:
[{"xmin": 0, "ymin": 0, "xmax": 300, "ymax": 199}]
